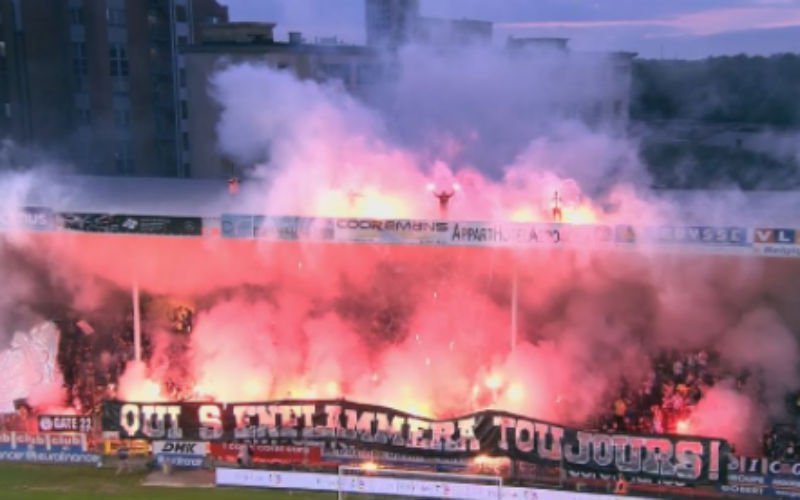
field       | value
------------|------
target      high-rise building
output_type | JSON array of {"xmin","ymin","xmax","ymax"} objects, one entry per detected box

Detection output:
[
  {"xmin": 413, "ymin": 17, "xmax": 493, "ymax": 46},
  {"xmin": 365, "ymin": 0, "xmax": 419, "ymax": 49},
  {"xmin": 0, "ymin": 0, "xmax": 227, "ymax": 177},
  {"xmin": 365, "ymin": 1, "xmax": 493, "ymax": 49},
  {"xmin": 0, "ymin": 0, "xmax": 31, "ymax": 143}
]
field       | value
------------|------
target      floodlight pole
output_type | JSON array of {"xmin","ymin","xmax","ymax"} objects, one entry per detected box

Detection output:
[{"xmin": 132, "ymin": 282, "xmax": 142, "ymax": 362}]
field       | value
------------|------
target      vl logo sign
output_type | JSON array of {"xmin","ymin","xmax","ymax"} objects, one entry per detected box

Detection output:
[{"xmin": 754, "ymin": 228, "xmax": 798, "ymax": 245}]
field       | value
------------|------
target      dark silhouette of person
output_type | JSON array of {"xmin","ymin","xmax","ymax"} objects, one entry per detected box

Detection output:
[
  {"xmin": 434, "ymin": 190, "xmax": 455, "ymax": 217},
  {"xmin": 552, "ymin": 191, "xmax": 563, "ymax": 222},
  {"xmin": 228, "ymin": 177, "xmax": 240, "ymax": 195},
  {"xmin": 346, "ymin": 190, "xmax": 362, "ymax": 208}
]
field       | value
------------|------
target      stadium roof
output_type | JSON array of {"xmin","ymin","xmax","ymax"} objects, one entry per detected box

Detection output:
[{"xmin": 21, "ymin": 175, "xmax": 252, "ymax": 217}]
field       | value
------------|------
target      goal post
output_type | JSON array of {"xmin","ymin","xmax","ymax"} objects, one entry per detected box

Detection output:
[{"xmin": 338, "ymin": 464, "xmax": 503, "ymax": 500}]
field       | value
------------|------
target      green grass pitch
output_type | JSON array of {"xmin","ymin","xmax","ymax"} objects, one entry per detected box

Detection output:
[{"xmin": 0, "ymin": 463, "xmax": 337, "ymax": 500}]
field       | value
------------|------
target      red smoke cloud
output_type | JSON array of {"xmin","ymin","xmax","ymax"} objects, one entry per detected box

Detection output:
[{"xmin": 3, "ymin": 231, "xmax": 797, "ymax": 454}]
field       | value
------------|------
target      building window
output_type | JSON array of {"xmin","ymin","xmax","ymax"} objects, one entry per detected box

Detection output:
[
  {"xmin": 114, "ymin": 143, "xmax": 134, "ymax": 173},
  {"xmin": 111, "ymin": 77, "xmax": 129, "ymax": 94},
  {"xmin": 175, "ymin": 5, "xmax": 188, "ymax": 23},
  {"xmin": 357, "ymin": 64, "xmax": 382, "ymax": 85},
  {"xmin": 109, "ymin": 44, "xmax": 128, "ymax": 77},
  {"xmin": 179, "ymin": 68, "xmax": 186, "ymax": 87},
  {"xmin": 74, "ymin": 76, "xmax": 88, "ymax": 91},
  {"xmin": 320, "ymin": 63, "xmax": 349, "ymax": 82},
  {"xmin": 107, "ymin": 8, "xmax": 126, "ymax": 26},
  {"xmin": 180, "ymin": 100, "xmax": 188, "ymax": 119},
  {"xmin": 76, "ymin": 107, "xmax": 91, "ymax": 126},
  {"xmin": 72, "ymin": 42, "xmax": 88, "ymax": 76},
  {"xmin": 177, "ymin": 35, "xmax": 188, "ymax": 46},
  {"xmin": 114, "ymin": 109, "xmax": 130, "ymax": 130},
  {"xmin": 4, "ymin": 103, "xmax": 10, "ymax": 118},
  {"xmin": 69, "ymin": 6, "xmax": 84, "ymax": 25},
  {"xmin": 0, "ymin": 41, "xmax": 6, "ymax": 58},
  {"xmin": 182, "ymin": 132, "xmax": 189, "ymax": 150}
]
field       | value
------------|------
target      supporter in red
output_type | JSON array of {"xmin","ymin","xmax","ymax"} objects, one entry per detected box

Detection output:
[{"xmin": 613, "ymin": 399, "xmax": 626, "ymax": 430}]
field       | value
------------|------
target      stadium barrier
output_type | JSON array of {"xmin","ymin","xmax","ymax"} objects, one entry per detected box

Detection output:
[
  {"xmin": 215, "ymin": 467, "xmax": 653, "ymax": 500},
  {"xmin": 1, "ymin": 207, "xmax": 799, "ymax": 259}
]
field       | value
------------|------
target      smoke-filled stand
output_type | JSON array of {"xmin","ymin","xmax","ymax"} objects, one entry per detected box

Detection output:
[{"xmin": 0, "ymin": 195, "xmax": 799, "ymax": 498}]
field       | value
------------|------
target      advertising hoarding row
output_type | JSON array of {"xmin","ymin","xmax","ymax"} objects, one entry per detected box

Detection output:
[
  {"xmin": 215, "ymin": 467, "xmax": 645, "ymax": 500},
  {"xmin": 0, "ymin": 207, "xmax": 797, "ymax": 258},
  {"xmin": 219, "ymin": 214, "xmax": 799, "ymax": 258}
]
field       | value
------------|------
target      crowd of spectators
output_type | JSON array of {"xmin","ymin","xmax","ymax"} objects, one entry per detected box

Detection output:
[
  {"xmin": 0, "ymin": 403, "xmax": 36, "ymax": 432},
  {"xmin": 598, "ymin": 349, "xmax": 722, "ymax": 436},
  {"xmin": 56, "ymin": 317, "xmax": 139, "ymax": 413},
  {"xmin": 9, "ymin": 307, "xmax": 800, "ymax": 466},
  {"xmin": 595, "ymin": 348, "xmax": 800, "ymax": 461},
  {"xmin": 765, "ymin": 424, "xmax": 800, "ymax": 462},
  {"xmin": 62, "ymin": 304, "xmax": 192, "ymax": 406}
]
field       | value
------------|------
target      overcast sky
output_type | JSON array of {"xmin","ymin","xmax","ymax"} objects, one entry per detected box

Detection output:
[{"xmin": 223, "ymin": 0, "xmax": 800, "ymax": 59}]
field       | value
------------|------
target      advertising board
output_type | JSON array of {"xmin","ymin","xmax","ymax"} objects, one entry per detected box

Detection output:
[
  {"xmin": 332, "ymin": 219, "xmax": 451, "ymax": 245},
  {"xmin": 102, "ymin": 438, "xmax": 150, "ymax": 457},
  {"xmin": 322, "ymin": 445, "xmax": 469, "ymax": 472},
  {"xmin": 38, "ymin": 415, "xmax": 93, "ymax": 433},
  {"xmin": 215, "ymin": 468, "xmax": 649, "ymax": 500},
  {"xmin": 0, "ymin": 207, "xmax": 56, "ymax": 232},
  {"xmin": 752, "ymin": 228, "xmax": 800, "ymax": 258},
  {"xmin": 152, "ymin": 440, "xmax": 207, "ymax": 469},
  {"xmin": 0, "ymin": 431, "xmax": 98, "ymax": 464},
  {"xmin": 721, "ymin": 455, "xmax": 800, "ymax": 498},
  {"xmin": 59, "ymin": 213, "xmax": 202, "ymax": 236},
  {"xmin": 210, "ymin": 442, "xmax": 321, "ymax": 465}
]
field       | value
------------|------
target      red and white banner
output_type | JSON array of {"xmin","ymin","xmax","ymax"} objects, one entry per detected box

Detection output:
[{"xmin": 210, "ymin": 443, "xmax": 322, "ymax": 465}]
